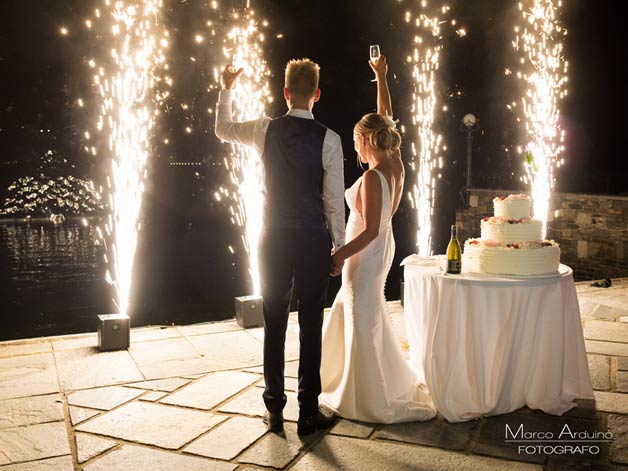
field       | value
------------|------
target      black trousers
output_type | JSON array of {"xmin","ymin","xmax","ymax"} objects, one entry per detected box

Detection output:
[{"xmin": 260, "ymin": 227, "xmax": 332, "ymax": 418}]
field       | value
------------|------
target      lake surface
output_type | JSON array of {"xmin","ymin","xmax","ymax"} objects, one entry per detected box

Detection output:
[{"xmin": 0, "ymin": 217, "xmax": 358, "ymax": 341}]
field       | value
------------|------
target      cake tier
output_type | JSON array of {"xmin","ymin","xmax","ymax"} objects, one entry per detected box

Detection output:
[
  {"xmin": 480, "ymin": 217, "xmax": 542, "ymax": 244},
  {"xmin": 462, "ymin": 239, "xmax": 560, "ymax": 276},
  {"xmin": 494, "ymin": 194, "xmax": 531, "ymax": 220}
]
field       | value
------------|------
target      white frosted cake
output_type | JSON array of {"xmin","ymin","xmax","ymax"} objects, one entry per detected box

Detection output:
[{"xmin": 462, "ymin": 194, "xmax": 560, "ymax": 276}]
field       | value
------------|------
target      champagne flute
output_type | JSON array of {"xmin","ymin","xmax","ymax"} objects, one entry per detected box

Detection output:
[
  {"xmin": 369, "ymin": 45, "xmax": 380, "ymax": 82},
  {"xmin": 232, "ymin": 53, "xmax": 243, "ymax": 72}
]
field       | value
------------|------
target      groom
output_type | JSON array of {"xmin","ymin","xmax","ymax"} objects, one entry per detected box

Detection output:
[{"xmin": 215, "ymin": 58, "xmax": 345, "ymax": 435}]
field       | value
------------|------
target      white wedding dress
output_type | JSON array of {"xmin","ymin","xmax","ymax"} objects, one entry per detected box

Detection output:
[{"xmin": 320, "ymin": 169, "xmax": 436, "ymax": 423}]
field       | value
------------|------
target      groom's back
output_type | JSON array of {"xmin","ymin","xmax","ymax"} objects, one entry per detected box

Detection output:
[{"xmin": 262, "ymin": 115, "xmax": 328, "ymax": 231}]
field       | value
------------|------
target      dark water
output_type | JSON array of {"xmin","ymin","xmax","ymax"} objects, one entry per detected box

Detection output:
[
  {"xmin": 0, "ymin": 219, "xmax": 112, "ymax": 340},
  {"xmin": 0, "ymin": 217, "xmax": 361, "ymax": 341}
]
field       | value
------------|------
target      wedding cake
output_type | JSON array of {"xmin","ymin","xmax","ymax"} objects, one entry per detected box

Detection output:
[{"xmin": 462, "ymin": 194, "xmax": 560, "ymax": 276}]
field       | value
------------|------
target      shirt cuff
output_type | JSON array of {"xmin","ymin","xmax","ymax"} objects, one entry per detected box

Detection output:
[{"xmin": 218, "ymin": 89, "xmax": 233, "ymax": 103}]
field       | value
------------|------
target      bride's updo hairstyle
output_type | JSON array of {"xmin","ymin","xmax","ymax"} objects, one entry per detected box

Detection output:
[{"xmin": 354, "ymin": 113, "xmax": 401, "ymax": 157}]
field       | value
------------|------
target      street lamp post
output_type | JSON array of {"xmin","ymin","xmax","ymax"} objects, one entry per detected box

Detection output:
[{"xmin": 459, "ymin": 113, "xmax": 479, "ymax": 207}]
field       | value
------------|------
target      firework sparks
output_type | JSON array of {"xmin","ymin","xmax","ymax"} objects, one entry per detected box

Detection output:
[
  {"xmin": 81, "ymin": 0, "xmax": 169, "ymax": 316},
  {"xmin": 512, "ymin": 0, "xmax": 567, "ymax": 238},
  {"xmin": 405, "ymin": 5, "xmax": 451, "ymax": 256},
  {"xmin": 215, "ymin": 5, "xmax": 272, "ymax": 296}
]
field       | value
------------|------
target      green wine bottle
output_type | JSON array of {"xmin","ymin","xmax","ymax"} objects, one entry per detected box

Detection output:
[{"xmin": 446, "ymin": 224, "xmax": 462, "ymax": 274}]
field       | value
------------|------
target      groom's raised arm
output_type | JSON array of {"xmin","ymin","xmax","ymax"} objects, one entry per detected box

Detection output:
[
  {"xmin": 322, "ymin": 130, "xmax": 346, "ymax": 252},
  {"xmin": 215, "ymin": 89, "xmax": 270, "ymax": 155}
]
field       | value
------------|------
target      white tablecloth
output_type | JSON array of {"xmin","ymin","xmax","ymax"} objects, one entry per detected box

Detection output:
[{"xmin": 402, "ymin": 255, "xmax": 594, "ymax": 423}]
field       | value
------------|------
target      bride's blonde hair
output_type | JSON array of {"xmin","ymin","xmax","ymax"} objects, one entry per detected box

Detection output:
[{"xmin": 354, "ymin": 113, "xmax": 401, "ymax": 164}]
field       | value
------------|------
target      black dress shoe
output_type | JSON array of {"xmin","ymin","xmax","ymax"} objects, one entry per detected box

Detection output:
[
  {"xmin": 297, "ymin": 408, "xmax": 336, "ymax": 436},
  {"xmin": 263, "ymin": 411, "xmax": 284, "ymax": 432}
]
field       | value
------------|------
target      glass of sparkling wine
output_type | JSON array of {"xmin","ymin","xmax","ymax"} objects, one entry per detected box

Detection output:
[
  {"xmin": 370, "ymin": 45, "xmax": 380, "ymax": 82},
  {"xmin": 232, "ymin": 54, "xmax": 243, "ymax": 71}
]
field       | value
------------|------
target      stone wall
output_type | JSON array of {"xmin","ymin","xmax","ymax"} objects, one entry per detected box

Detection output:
[{"xmin": 456, "ymin": 189, "xmax": 628, "ymax": 281}]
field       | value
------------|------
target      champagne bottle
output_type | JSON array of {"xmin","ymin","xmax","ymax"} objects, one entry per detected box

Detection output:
[{"xmin": 446, "ymin": 224, "xmax": 462, "ymax": 274}]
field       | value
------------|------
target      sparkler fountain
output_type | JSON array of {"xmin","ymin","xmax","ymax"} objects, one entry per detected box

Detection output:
[
  {"xmin": 404, "ymin": 4, "xmax": 455, "ymax": 256},
  {"xmin": 510, "ymin": 0, "xmax": 568, "ymax": 238},
  {"xmin": 70, "ymin": 0, "xmax": 169, "ymax": 347},
  {"xmin": 212, "ymin": 4, "xmax": 272, "ymax": 327}
]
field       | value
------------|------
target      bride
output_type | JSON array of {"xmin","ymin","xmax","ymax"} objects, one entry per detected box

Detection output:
[{"xmin": 320, "ymin": 55, "xmax": 436, "ymax": 423}]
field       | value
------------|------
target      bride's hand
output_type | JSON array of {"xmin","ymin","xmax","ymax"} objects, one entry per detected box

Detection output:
[
  {"xmin": 369, "ymin": 54, "xmax": 388, "ymax": 81},
  {"xmin": 330, "ymin": 252, "xmax": 344, "ymax": 277}
]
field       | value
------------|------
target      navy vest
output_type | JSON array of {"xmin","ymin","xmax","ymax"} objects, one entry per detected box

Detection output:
[{"xmin": 261, "ymin": 115, "xmax": 328, "ymax": 231}]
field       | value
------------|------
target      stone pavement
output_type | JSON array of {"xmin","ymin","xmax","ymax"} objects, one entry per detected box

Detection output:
[{"xmin": 1, "ymin": 278, "xmax": 628, "ymax": 470}]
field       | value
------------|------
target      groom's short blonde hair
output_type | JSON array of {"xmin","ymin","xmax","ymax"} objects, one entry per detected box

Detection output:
[{"xmin": 285, "ymin": 58, "xmax": 319, "ymax": 98}]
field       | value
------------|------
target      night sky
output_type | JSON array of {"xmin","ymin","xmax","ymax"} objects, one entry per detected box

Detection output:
[{"xmin": 0, "ymin": 0, "xmax": 626, "ymax": 319}]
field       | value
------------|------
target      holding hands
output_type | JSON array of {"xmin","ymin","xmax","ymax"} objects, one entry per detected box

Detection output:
[{"xmin": 331, "ymin": 252, "xmax": 344, "ymax": 277}]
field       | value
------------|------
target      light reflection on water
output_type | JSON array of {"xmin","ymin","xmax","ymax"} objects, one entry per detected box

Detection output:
[
  {"xmin": 0, "ymin": 218, "xmax": 111, "ymax": 341},
  {"xmin": 2, "ymin": 219, "xmax": 103, "ymax": 285}
]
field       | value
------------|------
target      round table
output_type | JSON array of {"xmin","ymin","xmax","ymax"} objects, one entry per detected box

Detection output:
[{"xmin": 402, "ymin": 255, "xmax": 594, "ymax": 423}]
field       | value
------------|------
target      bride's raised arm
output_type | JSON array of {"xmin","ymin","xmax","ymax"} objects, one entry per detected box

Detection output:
[{"xmin": 369, "ymin": 55, "xmax": 392, "ymax": 118}]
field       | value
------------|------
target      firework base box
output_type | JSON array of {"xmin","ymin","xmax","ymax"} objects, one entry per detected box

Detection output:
[
  {"xmin": 235, "ymin": 295, "xmax": 264, "ymax": 329},
  {"xmin": 97, "ymin": 314, "xmax": 130, "ymax": 351}
]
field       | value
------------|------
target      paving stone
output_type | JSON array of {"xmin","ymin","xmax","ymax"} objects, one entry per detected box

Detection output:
[
  {"xmin": 584, "ymin": 321, "xmax": 628, "ymax": 344},
  {"xmin": 67, "ymin": 385, "xmax": 144, "ymax": 410},
  {"xmin": 184, "ymin": 416, "xmax": 268, "ymax": 460},
  {"xmin": 608, "ymin": 414, "xmax": 628, "ymax": 465},
  {"xmin": 75, "ymin": 401, "xmax": 226, "ymax": 449},
  {"xmin": 186, "ymin": 330, "xmax": 264, "ymax": 369},
  {"xmin": 0, "ymin": 341, "xmax": 52, "ymax": 358},
  {"xmin": 376, "ymin": 417, "xmax": 476, "ymax": 451},
  {"xmin": 75, "ymin": 432, "xmax": 117, "ymax": 464},
  {"xmin": 0, "ymin": 422, "xmax": 71, "ymax": 464},
  {"xmin": 539, "ymin": 458, "xmax": 624, "ymax": 471},
  {"xmin": 130, "ymin": 326, "xmax": 181, "ymax": 343},
  {"xmin": 245, "ymin": 324, "xmax": 299, "ymax": 362},
  {"xmin": 285, "ymin": 360, "xmax": 299, "ymax": 378},
  {"xmin": 0, "ymin": 353, "xmax": 58, "ymax": 400},
  {"xmin": 587, "ymin": 354, "xmax": 611, "ymax": 390},
  {"xmin": 161, "ymin": 370, "xmax": 259, "ymax": 410},
  {"xmin": 0, "ymin": 455, "xmax": 74, "ymax": 471},
  {"xmin": 69, "ymin": 406, "xmax": 101, "ymax": 426},
  {"xmin": 243, "ymin": 365, "xmax": 264, "ymax": 374},
  {"xmin": 237, "ymin": 422, "xmax": 322, "ymax": 469},
  {"xmin": 593, "ymin": 391, "xmax": 628, "ymax": 414},
  {"xmin": 330, "ymin": 419, "xmax": 375, "ymax": 438},
  {"xmin": 617, "ymin": 372, "xmax": 628, "ymax": 393},
  {"xmin": 292, "ymin": 435, "xmax": 542, "ymax": 471},
  {"xmin": 139, "ymin": 391, "xmax": 168, "ymax": 402},
  {"xmin": 125, "ymin": 377, "xmax": 190, "ymax": 392},
  {"xmin": 55, "ymin": 347, "xmax": 143, "ymax": 391},
  {"xmin": 618, "ymin": 357, "xmax": 628, "ymax": 371},
  {"xmin": 128, "ymin": 337, "xmax": 224, "ymax": 380},
  {"xmin": 178, "ymin": 320, "xmax": 242, "ymax": 337},
  {"xmin": 242, "ymin": 362, "xmax": 298, "ymax": 378},
  {"xmin": 0, "ymin": 394, "xmax": 63, "ymax": 429},
  {"xmin": 218, "ymin": 386, "xmax": 299, "ymax": 422},
  {"xmin": 255, "ymin": 375, "xmax": 298, "ymax": 392},
  {"xmin": 51, "ymin": 334, "xmax": 98, "ymax": 351},
  {"xmin": 82, "ymin": 444, "xmax": 236, "ymax": 471},
  {"xmin": 585, "ymin": 340, "xmax": 628, "ymax": 357}
]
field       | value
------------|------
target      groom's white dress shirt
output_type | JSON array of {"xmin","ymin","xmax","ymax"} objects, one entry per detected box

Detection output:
[{"xmin": 216, "ymin": 89, "xmax": 346, "ymax": 250}]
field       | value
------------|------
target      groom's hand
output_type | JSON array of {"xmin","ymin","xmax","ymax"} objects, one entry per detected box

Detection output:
[
  {"xmin": 221, "ymin": 65, "xmax": 243, "ymax": 89},
  {"xmin": 330, "ymin": 253, "xmax": 344, "ymax": 277}
]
